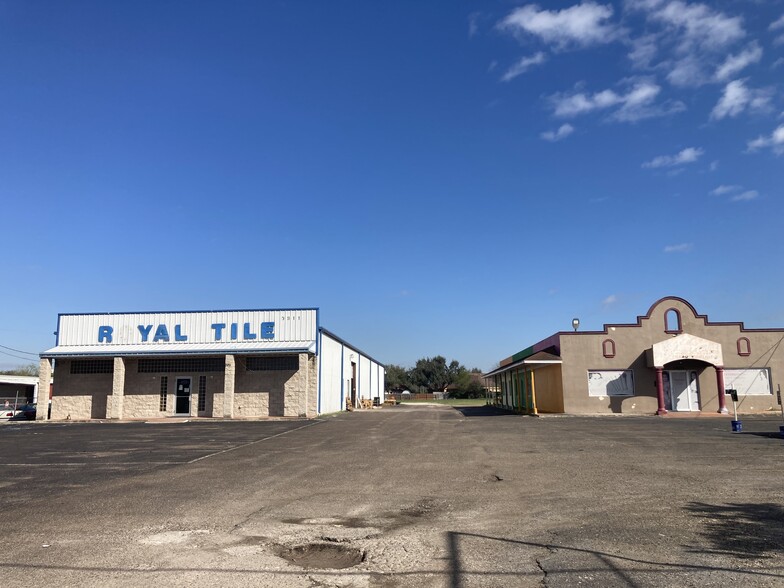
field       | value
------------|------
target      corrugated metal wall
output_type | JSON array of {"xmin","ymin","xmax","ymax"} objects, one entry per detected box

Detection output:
[
  {"xmin": 57, "ymin": 309, "xmax": 317, "ymax": 347},
  {"xmin": 319, "ymin": 331, "xmax": 384, "ymax": 413}
]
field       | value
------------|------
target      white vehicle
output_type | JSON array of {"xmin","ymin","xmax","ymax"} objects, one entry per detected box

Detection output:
[{"xmin": 1, "ymin": 406, "xmax": 20, "ymax": 419}]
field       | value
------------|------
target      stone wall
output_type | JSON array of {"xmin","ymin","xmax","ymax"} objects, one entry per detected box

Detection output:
[
  {"xmin": 49, "ymin": 353, "xmax": 317, "ymax": 420},
  {"xmin": 51, "ymin": 359, "xmax": 113, "ymax": 420}
]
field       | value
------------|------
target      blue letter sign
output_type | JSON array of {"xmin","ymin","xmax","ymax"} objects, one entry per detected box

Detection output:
[{"xmin": 98, "ymin": 326, "xmax": 113, "ymax": 343}]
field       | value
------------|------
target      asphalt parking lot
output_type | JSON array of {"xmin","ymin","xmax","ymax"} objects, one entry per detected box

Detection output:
[{"xmin": 1, "ymin": 406, "xmax": 783, "ymax": 587}]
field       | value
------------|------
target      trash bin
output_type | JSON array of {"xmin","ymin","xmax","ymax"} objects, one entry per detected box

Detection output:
[{"xmin": 731, "ymin": 420, "xmax": 742, "ymax": 433}]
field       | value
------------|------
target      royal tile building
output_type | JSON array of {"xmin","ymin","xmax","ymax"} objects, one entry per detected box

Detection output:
[{"xmin": 38, "ymin": 308, "xmax": 384, "ymax": 420}]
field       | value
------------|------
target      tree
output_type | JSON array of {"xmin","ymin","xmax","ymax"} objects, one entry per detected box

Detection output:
[
  {"xmin": 385, "ymin": 356, "xmax": 483, "ymax": 395},
  {"xmin": 448, "ymin": 370, "xmax": 486, "ymax": 398},
  {"xmin": 0, "ymin": 363, "xmax": 39, "ymax": 376},
  {"xmin": 384, "ymin": 364, "xmax": 412, "ymax": 392},
  {"xmin": 408, "ymin": 356, "xmax": 467, "ymax": 392}
]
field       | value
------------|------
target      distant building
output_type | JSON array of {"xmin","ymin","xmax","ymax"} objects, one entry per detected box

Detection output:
[
  {"xmin": 484, "ymin": 297, "xmax": 783, "ymax": 415},
  {"xmin": 38, "ymin": 308, "xmax": 384, "ymax": 420},
  {"xmin": 0, "ymin": 375, "xmax": 40, "ymax": 407}
]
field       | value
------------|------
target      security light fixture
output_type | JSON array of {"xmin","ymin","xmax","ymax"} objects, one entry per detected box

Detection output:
[{"xmin": 572, "ymin": 318, "xmax": 580, "ymax": 332}]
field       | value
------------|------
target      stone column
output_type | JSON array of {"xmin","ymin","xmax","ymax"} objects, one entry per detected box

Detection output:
[
  {"xmin": 655, "ymin": 367, "xmax": 667, "ymax": 415},
  {"xmin": 36, "ymin": 358, "xmax": 52, "ymax": 421},
  {"xmin": 716, "ymin": 366, "xmax": 728, "ymax": 414},
  {"xmin": 308, "ymin": 355, "xmax": 318, "ymax": 416},
  {"xmin": 111, "ymin": 357, "xmax": 126, "ymax": 420},
  {"xmin": 223, "ymin": 355, "xmax": 235, "ymax": 419},
  {"xmin": 190, "ymin": 381, "xmax": 199, "ymax": 418}
]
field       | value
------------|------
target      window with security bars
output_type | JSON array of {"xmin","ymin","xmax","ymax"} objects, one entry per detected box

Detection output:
[
  {"xmin": 138, "ymin": 358, "xmax": 224, "ymax": 373},
  {"xmin": 198, "ymin": 376, "xmax": 206, "ymax": 412},
  {"xmin": 245, "ymin": 356, "xmax": 299, "ymax": 371},
  {"xmin": 159, "ymin": 377, "xmax": 168, "ymax": 411},
  {"xmin": 70, "ymin": 360, "xmax": 114, "ymax": 374}
]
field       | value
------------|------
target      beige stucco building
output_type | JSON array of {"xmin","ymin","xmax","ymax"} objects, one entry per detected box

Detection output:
[{"xmin": 485, "ymin": 297, "xmax": 783, "ymax": 415}]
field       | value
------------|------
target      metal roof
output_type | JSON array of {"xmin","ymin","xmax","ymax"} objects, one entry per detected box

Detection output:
[
  {"xmin": 43, "ymin": 308, "xmax": 319, "ymax": 358},
  {"xmin": 42, "ymin": 340, "xmax": 316, "ymax": 358}
]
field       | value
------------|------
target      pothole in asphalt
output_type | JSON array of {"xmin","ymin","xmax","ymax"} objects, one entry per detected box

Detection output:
[{"xmin": 275, "ymin": 542, "xmax": 366, "ymax": 569}]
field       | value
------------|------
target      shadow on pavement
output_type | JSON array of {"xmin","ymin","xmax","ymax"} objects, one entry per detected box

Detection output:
[
  {"xmin": 740, "ymin": 431, "xmax": 784, "ymax": 439},
  {"xmin": 684, "ymin": 502, "xmax": 784, "ymax": 559},
  {"xmin": 453, "ymin": 405, "xmax": 520, "ymax": 418},
  {"xmin": 446, "ymin": 530, "xmax": 784, "ymax": 588}
]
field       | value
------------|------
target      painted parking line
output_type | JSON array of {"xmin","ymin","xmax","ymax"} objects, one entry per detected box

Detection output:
[
  {"xmin": 1, "ymin": 462, "xmax": 182, "ymax": 467},
  {"xmin": 187, "ymin": 420, "xmax": 324, "ymax": 464}
]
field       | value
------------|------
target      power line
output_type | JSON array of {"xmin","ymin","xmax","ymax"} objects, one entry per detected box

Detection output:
[
  {"xmin": 0, "ymin": 344, "xmax": 38, "ymax": 357},
  {"xmin": 0, "ymin": 349, "xmax": 38, "ymax": 363}
]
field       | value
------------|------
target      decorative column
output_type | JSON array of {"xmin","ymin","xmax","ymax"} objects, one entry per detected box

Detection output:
[
  {"xmin": 716, "ymin": 366, "xmax": 728, "ymax": 414},
  {"xmin": 223, "ymin": 355, "xmax": 235, "ymax": 419},
  {"xmin": 530, "ymin": 369, "xmax": 538, "ymax": 415},
  {"xmin": 111, "ymin": 357, "xmax": 126, "ymax": 419},
  {"xmin": 655, "ymin": 367, "xmax": 667, "ymax": 415},
  {"xmin": 36, "ymin": 358, "xmax": 52, "ymax": 421}
]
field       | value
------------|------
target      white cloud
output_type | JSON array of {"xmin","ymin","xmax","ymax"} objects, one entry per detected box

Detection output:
[
  {"xmin": 770, "ymin": 15, "xmax": 784, "ymax": 31},
  {"xmin": 666, "ymin": 56, "xmax": 706, "ymax": 87},
  {"xmin": 627, "ymin": 0, "xmax": 748, "ymax": 87},
  {"xmin": 639, "ymin": 0, "xmax": 745, "ymax": 52},
  {"xmin": 710, "ymin": 185, "xmax": 759, "ymax": 201},
  {"xmin": 642, "ymin": 147, "xmax": 704, "ymax": 168},
  {"xmin": 711, "ymin": 79, "xmax": 772, "ymax": 120},
  {"xmin": 551, "ymin": 88, "xmax": 624, "ymax": 117},
  {"xmin": 628, "ymin": 34, "xmax": 659, "ymax": 69},
  {"xmin": 549, "ymin": 79, "xmax": 683, "ymax": 122},
  {"xmin": 602, "ymin": 294, "xmax": 618, "ymax": 306},
  {"xmin": 709, "ymin": 160, "xmax": 719, "ymax": 171},
  {"xmin": 501, "ymin": 52, "xmax": 548, "ymax": 81},
  {"xmin": 540, "ymin": 123, "xmax": 575, "ymax": 142},
  {"xmin": 468, "ymin": 13, "xmax": 480, "ymax": 38},
  {"xmin": 664, "ymin": 243, "xmax": 693, "ymax": 253},
  {"xmin": 500, "ymin": 2, "xmax": 620, "ymax": 50},
  {"xmin": 774, "ymin": 58, "xmax": 784, "ymax": 69},
  {"xmin": 710, "ymin": 184, "xmax": 741, "ymax": 195},
  {"xmin": 731, "ymin": 190, "xmax": 759, "ymax": 202},
  {"xmin": 714, "ymin": 42, "xmax": 762, "ymax": 81},
  {"xmin": 747, "ymin": 124, "xmax": 784, "ymax": 155}
]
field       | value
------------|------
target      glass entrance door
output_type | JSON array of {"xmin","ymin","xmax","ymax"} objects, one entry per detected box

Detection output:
[{"xmin": 175, "ymin": 378, "xmax": 191, "ymax": 415}]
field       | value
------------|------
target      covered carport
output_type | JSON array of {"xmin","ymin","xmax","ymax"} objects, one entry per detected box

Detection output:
[{"xmin": 0, "ymin": 375, "xmax": 40, "ymax": 409}]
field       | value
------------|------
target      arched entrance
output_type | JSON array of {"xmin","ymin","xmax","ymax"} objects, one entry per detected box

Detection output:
[
  {"xmin": 661, "ymin": 360, "xmax": 710, "ymax": 412},
  {"xmin": 648, "ymin": 334, "xmax": 728, "ymax": 415}
]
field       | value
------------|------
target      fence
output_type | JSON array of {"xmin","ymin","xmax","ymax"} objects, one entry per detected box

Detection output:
[{"xmin": 386, "ymin": 392, "xmax": 444, "ymax": 401}]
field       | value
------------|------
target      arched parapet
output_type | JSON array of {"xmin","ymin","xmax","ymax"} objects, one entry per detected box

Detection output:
[{"xmin": 644, "ymin": 296, "xmax": 700, "ymax": 320}]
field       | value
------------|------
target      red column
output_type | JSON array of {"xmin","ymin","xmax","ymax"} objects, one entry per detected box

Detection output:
[
  {"xmin": 656, "ymin": 367, "xmax": 667, "ymax": 415},
  {"xmin": 716, "ymin": 366, "xmax": 728, "ymax": 413}
]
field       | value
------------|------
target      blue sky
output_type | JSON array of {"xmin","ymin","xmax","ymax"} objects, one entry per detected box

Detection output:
[{"xmin": 1, "ymin": 0, "xmax": 783, "ymax": 372}]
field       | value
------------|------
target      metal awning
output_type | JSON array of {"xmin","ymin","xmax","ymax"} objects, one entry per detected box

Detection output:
[
  {"xmin": 484, "ymin": 351, "xmax": 562, "ymax": 378},
  {"xmin": 41, "ymin": 340, "xmax": 317, "ymax": 358}
]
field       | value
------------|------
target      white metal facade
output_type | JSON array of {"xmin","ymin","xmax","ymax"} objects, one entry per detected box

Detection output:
[
  {"xmin": 318, "ymin": 329, "xmax": 385, "ymax": 413},
  {"xmin": 47, "ymin": 309, "xmax": 318, "ymax": 356}
]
